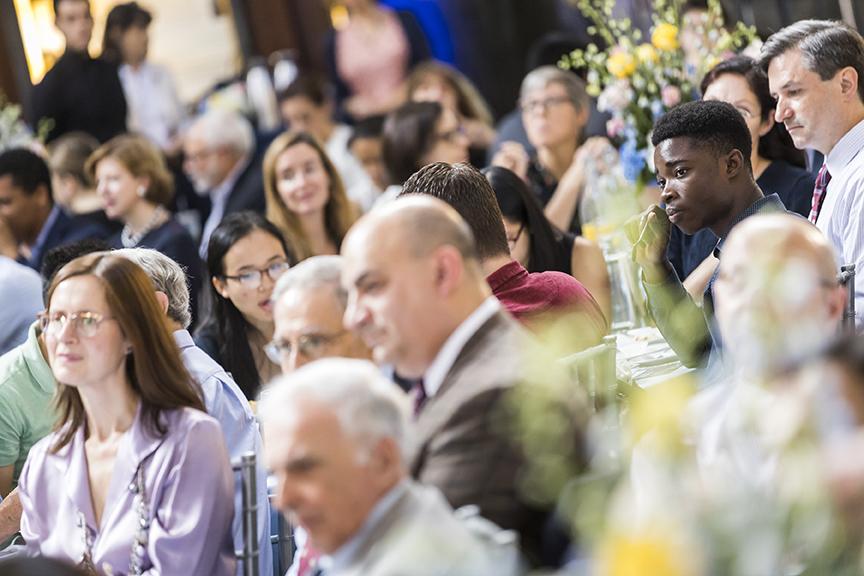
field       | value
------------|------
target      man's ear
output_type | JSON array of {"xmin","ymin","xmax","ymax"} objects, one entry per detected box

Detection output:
[
  {"xmin": 725, "ymin": 149, "xmax": 745, "ymax": 179},
  {"xmin": 839, "ymin": 66, "xmax": 860, "ymax": 101},
  {"xmin": 431, "ymin": 246, "xmax": 463, "ymax": 298},
  {"xmin": 154, "ymin": 291, "xmax": 170, "ymax": 315},
  {"xmin": 35, "ymin": 184, "xmax": 52, "ymax": 208}
]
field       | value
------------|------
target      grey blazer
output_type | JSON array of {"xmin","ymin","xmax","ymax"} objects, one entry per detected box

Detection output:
[{"xmin": 332, "ymin": 481, "xmax": 518, "ymax": 576}]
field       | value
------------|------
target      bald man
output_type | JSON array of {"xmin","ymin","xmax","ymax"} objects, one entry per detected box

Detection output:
[
  {"xmin": 713, "ymin": 213, "xmax": 846, "ymax": 378},
  {"xmin": 687, "ymin": 213, "xmax": 846, "ymax": 484},
  {"xmin": 342, "ymin": 196, "xmax": 578, "ymax": 564}
]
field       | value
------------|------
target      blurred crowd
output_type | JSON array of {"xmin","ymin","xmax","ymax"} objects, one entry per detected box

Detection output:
[{"xmin": 1, "ymin": 0, "xmax": 864, "ymax": 574}]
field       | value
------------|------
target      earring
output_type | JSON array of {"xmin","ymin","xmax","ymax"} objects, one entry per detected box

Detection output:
[{"xmin": 137, "ymin": 185, "xmax": 147, "ymax": 197}]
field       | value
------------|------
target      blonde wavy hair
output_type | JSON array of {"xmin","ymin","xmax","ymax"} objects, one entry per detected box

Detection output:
[{"xmin": 263, "ymin": 131, "xmax": 356, "ymax": 261}]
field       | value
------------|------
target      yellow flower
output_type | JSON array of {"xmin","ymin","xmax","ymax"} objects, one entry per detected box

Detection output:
[
  {"xmin": 627, "ymin": 374, "xmax": 695, "ymax": 452},
  {"xmin": 651, "ymin": 23, "xmax": 680, "ymax": 51},
  {"xmin": 596, "ymin": 530, "xmax": 698, "ymax": 576},
  {"xmin": 636, "ymin": 43, "xmax": 658, "ymax": 64},
  {"xmin": 607, "ymin": 51, "xmax": 637, "ymax": 79}
]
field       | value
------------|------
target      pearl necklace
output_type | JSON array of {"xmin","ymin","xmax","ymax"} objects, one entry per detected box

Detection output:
[{"xmin": 121, "ymin": 206, "xmax": 168, "ymax": 249}]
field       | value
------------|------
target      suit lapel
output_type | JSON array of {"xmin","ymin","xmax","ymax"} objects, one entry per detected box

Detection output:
[{"xmin": 409, "ymin": 312, "xmax": 511, "ymax": 475}]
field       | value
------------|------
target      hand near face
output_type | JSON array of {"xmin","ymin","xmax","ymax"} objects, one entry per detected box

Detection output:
[
  {"xmin": 559, "ymin": 136, "xmax": 616, "ymax": 196},
  {"xmin": 626, "ymin": 204, "xmax": 671, "ymax": 282},
  {"xmin": 491, "ymin": 141, "xmax": 530, "ymax": 181}
]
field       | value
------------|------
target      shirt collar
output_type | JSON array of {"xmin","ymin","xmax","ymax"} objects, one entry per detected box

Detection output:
[
  {"xmin": 423, "ymin": 296, "xmax": 500, "ymax": 398},
  {"xmin": 211, "ymin": 154, "xmax": 250, "ymax": 204},
  {"xmin": 21, "ymin": 322, "xmax": 55, "ymax": 394},
  {"xmin": 826, "ymin": 117, "xmax": 864, "ymax": 176},
  {"xmin": 317, "ymin": 480, "xmax": 409, "ymax": 572},
  {"xmin": 485, "ymin": 260, "xmax": 527, "ymax": 293},
  {"xmin": 31, "ymin": 205, "xmax": 61, "ymax": 256},
  {"xmin": 713, "ymin": 193, "xmax": 785, "ymax": 257},
  {"xmin": 172, "ymin": 329, "xmax": 195, "ymax": 350}
]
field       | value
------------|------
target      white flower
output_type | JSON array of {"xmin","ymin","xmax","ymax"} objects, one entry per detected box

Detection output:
[{"xmin": 598, "ymin": 80, "xmax": 634, "ymax": 113}]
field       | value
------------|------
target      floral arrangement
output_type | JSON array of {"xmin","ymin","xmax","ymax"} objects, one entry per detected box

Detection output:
[
  {"xmin": 512, "ymin": 369, "xmax": 864, "ymax": 575},
  {"xmin": 0, "ymin": 93, "xmax": 49, "ymax": 152},
  {"xmin": 560, "ymin": 0, "xmax": 758, "ymax": 184}
]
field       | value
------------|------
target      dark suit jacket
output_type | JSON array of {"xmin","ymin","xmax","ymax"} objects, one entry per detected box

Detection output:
[
  {"xmin": 225, "ymin": 155, "xmax": 266, "ymax": 215},
  {"xmin": 409, "ymin": 309, "xmax": 575, "ymax": 564},
  {"xmin": 26, "ymin": 208, "xmax": 113, "ymax": 273}
]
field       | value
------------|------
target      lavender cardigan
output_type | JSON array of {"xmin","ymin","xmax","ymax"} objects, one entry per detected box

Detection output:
[{"xmin": 18, "ymin": 406, "xmax": 236, "ymax": 575}]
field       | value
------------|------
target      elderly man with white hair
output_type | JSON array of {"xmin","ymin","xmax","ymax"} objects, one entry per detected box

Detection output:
[
  {"xmin": 183, "ymin": 109, "xmax": 265, "ymax": 256},
  {"xmin": 260, "ymin": 358, "xmax": 520, "ymax": 576},
  {"xmin": 268, "ymin": 255, "xmax": 371, "ymax": 373},
  {"xmin": 114, "ymin": 248, "xmax": 272, "ymax": 576}
]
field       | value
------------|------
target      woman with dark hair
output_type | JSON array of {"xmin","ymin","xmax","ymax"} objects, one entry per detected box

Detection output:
[
  {"xmin": 18, "ymin": 253, "xmax": 234, "ymax": 575},
  {"xmin": 263, "ymin": 131, "xmax": 357, "ymax": 261},
  {"xmin": 102, "ymin": 2, "xmax": 184, "ymax": 151},
  {"xmin": 668, "ymin": 55, "xmax": 815, "ymax": 296},
  {"xmin": 483, "ymin": 166, "xmax": 610, "ymax": 320},
  {"xmin": 196, "ymin": 211, "xmax": 292, "ymax": 399},
  {"xmin": 381, "ymin": 101, "xmax": 469, "ymax": 200}
]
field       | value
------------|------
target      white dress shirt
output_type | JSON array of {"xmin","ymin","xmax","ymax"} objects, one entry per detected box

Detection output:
[
  {"xmin": 325, "ymin": 125, "xmax": 379, "ymax": 212},
  {"xmin": 817, "ymin": 117, "xmax": 864, "ymax": 328},
  {"xmin": 119, "ymin": 62, "xmax": 184, "ymax": 150}
]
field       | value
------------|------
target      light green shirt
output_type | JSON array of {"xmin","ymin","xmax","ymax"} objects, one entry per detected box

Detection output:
[{"xmin": 0, "ymin": 322, "xmax": 56, "ymax": 488}]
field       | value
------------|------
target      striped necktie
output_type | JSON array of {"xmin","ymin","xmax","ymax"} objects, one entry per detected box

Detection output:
[{"xmin": 809, "ymin": 163, "xmax": 832, "ymax": 223}]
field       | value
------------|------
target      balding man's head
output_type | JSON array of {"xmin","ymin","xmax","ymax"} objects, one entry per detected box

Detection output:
[
  {"xmin": 714, "ymin": 213, "xmax": 846, "ymax": 375},
  {"xmin": 341, "ymin": 196, "xmax": 491, "ymax": 377}
]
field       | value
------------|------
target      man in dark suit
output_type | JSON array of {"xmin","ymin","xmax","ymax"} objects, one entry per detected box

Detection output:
[
  {"xmin": 31, "ymin": 0, "xmax": 127, "ymax": 143},
  {"xmin": 342, "ymin": 195, "xmax": 582, "ymax": 563},
  {"xmin": 0, "ymin": 148, "xmax": 111, "ymax": 272},
  {"xmin": 182, "ymin": 109, "xmax": 265, "ymax": 257}
]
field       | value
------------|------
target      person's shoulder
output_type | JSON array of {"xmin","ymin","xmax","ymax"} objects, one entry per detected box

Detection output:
[
  {"xmin": 163, "ymin": 407, "xmax": 224, "ymax": 442},
  {"xmin": 0, "ymin": 338, "xmax": 35, "ymax": 391},
  {"xmin": 0, "ymin": 256, "xmax": 42, "ymax": 291}
]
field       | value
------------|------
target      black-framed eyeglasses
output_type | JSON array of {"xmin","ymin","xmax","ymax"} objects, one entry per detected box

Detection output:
[
  {"xmin": 507, "ymin": 223, "xmax": 526, "ymax": 247},
  {"xmin": 38, "ymin": 311, "xmax": 115, "ymax": 338},
  {"xmin": 519, "ymin": 95, "xmax": 572, "ymax": 114},
  {"xmin": 435, "ymin": 125, "xmax": 466, "ymax": 144},
  {"xmin": 265, "ymin": 331, "xmax": 348, "ymax": 364},
  {"xmin": 222, "ymin": 261, "xmax": 291, "ymax": 289}
]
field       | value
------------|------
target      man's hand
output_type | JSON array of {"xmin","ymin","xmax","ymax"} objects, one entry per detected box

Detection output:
[{"xmin": 626, "ymin": 204, "xmax": 672, "ymax": 283}]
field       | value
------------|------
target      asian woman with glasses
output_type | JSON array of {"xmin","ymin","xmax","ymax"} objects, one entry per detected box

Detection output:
[{"xmin": 196, "ymin": 212, "xmax": 294, "ymax": 399}]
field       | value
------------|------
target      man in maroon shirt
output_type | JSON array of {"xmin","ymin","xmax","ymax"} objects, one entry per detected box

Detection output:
[{"xmin": 399, "ymin": 162, "xmax": 607, "ymax": 352}]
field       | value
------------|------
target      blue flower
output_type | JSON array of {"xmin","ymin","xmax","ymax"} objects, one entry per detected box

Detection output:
[{"xmin": 620, "ymin": 139, "xmax": 646, "ymax": 183}]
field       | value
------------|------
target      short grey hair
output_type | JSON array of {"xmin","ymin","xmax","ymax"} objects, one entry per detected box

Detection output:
[
  {"xmin": 272, "ymin": 255, "xmax": 347, "ymax": 309},
  {"xmin": 259, "ymin": 358, "xmax": 411, "ymax": 463},
  {"xmin": 759, "ymin": 19, "xmax": 864, "ymax": 101},
  {"xmin": 519, "ymin": 65, "xmax": 590, "ymax": 111},
  {"xmin": 113, "ymin": 247, "xmax": 192, "ymax": 329},
  {"xmin": 186, "ymin": 109, "xmax": 255, "ymax": 156}
]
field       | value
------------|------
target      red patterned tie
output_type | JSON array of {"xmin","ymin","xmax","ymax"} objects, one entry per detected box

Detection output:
[
  {"xmin": 809, "ymin": 163, "xmax": 832, "ymax": 224},
  {"xmin": 296, "ymin": 543, "xmax": 319, "ymax": 576}
]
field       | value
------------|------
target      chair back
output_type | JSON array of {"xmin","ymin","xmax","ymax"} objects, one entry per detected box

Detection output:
[
  {"xmin": 559, "ymin": 335, "xmax": 617, "ymax": 411},
  {"xmin": 233, "ymin": 452, "xmax": 260, "ymax": 576},
  {"xmin": 839, "ymin": 264, "xmax": 856, "ymax": 335}
]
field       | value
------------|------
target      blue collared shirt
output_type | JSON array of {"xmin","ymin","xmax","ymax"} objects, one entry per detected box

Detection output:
[
  {"xmin": 173, "ymin": 329, "xmax": 272, "ymax": 576},
  {"xmin": 317, "ymin": 481, "xmax": 409, "ymax": 573}
]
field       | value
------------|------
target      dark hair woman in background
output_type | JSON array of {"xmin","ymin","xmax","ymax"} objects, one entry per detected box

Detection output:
[
  {"xmin": 196, "ymin": 212, "xmax": 293, "ymax": 399},
  {"xmin": 483, "ymin": 165, "xmax": 610, "ymax": 320}
]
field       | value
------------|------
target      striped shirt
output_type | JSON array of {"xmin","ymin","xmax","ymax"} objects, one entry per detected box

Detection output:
[{"xmin": 817, "ymin": 117, "xmax": 864, "ymax": 328}]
